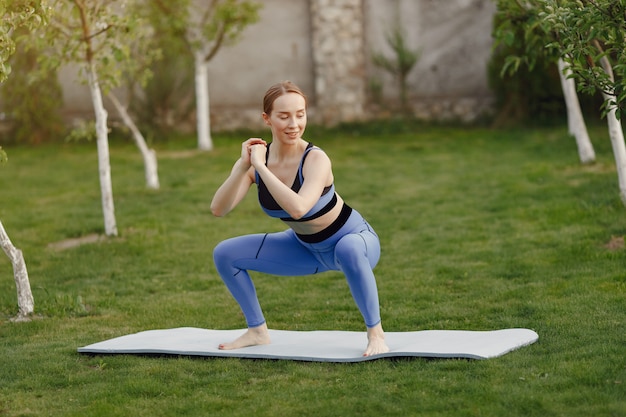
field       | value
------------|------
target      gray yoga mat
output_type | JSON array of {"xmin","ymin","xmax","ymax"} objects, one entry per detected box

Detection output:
[{"xmin": 78, "ymin": 327, "xmax": 538, "ymax": 362}]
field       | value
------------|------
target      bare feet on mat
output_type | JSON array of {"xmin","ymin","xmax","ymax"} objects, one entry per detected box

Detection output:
[
  {"xmin": 218, "ymin": 323, "xmax": 271, "ymax": 350},
  {"xmin": 363, "ymin": 323, "xmax": 390, "ymax": 357}
]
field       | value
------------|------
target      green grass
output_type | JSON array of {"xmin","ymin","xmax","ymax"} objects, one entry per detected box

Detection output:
[{"xmin": 0, "ymin": 123, "xmax": 625, "ymax": 416}]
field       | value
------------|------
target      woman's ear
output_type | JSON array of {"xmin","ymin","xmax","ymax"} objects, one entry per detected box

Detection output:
[{"xmin": 262, "ymin": 112, "xmax": 271, "ymax": 126}]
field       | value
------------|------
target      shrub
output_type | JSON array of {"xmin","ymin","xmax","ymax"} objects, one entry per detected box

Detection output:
[{"xmin": 0, "ymin": 38, "xmax": 65, "ymax": 144}]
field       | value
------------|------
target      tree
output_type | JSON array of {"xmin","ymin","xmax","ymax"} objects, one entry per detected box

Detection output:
[
  {"xmin": 35, "ymin": 0, "xmax": 160, "ymax": 235},
  {"xmin": 557, "ymin": 57, "xmax": 595, "ymax": 164},
  {"xmin": 0, "ymin": 0, "xmax": 50, "ymax": 320},
  {"xmin": 108, "ymin": 0, "xmax": 163, "ymax": 190},
  {"xmin": 492, "ymin": 0, "xmax": 595, "ymax": 164},
  {"xmin": 0, "ymin": 0, "xmax": 49, "ymax": 81},
  {"xmin": 0, "ymin": 221, "xmax": 33, "ymax": 320},
  {"xmin": 0, "ymin": 36, "xmax": 65, "ymax": 144},
  {"xmin": 372, "ymin": 25, "xmax": 420, "ymax": 115},
  {"xmin": 539, "ymin": 0, "xmax": 626, "ymax": 205},
  {"xmin": 149, "ymin": 0, "xmax": 262, "ymax": 151},
  {"xmin": 127, "ymin": 28, "xmax": 195, "ymax": 139},
  {"xmin": 109, "ymin": 93, "xmax": 160, "ymax": 189}
]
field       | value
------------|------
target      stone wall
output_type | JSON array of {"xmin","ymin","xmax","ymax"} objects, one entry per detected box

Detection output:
[
  {"xmin": 310, "ymin": 0, "xmax": 366, "ymax": 126},
  {"xmin": 213, "ymin": 0, "xmax": 498, "ymax": 129}
]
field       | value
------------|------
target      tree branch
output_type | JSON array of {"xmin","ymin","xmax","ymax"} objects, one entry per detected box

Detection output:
[
  {"xmin": 200, "ymin": 0, "xmax": 219, "ymax": 27},
  {"xmin": 71, "ymin": 0, "xmax": 94, "ymax": 63},
  {"xmin": 152, "ymin": 0, "xmax": 173, "ymax": 15},
  {"xmin": 84, "ymin": 24, "xmax": 114, "ymax": 42},
  {"xmin": 591, "ymin": 39, "xmax": 617, "ymax": 99},
  {"xmin": 204, "ymin": 23, "xmax": 226, "ymax": 62}
]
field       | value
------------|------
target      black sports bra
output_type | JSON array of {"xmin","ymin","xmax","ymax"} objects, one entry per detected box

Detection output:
[{"xmin": 255, "ymin": 142, "xmax": 336, "ymax": 222}]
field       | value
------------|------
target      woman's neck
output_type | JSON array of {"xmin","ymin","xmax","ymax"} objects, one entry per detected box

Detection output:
[{"xmin": 270, "ymin": 138, "xmax": 306, "ymax": 161}]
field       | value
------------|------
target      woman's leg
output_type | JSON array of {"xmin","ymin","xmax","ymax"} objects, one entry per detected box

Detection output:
[
  {"xmin": 213, "ymin": 230, "xmax": 328, "ymax": 328},
  {"xmin": 333, "ymin": 226, "xmax": 389, "ymax": 356},
  {"xmin": 334, "ymin": 229, "xmax": 381, "ymax": 328}
]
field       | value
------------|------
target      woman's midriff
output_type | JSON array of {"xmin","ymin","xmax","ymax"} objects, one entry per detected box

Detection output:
[{"xmin": 283, "ymin": 195, "xmax": 345, "ymax": 235}]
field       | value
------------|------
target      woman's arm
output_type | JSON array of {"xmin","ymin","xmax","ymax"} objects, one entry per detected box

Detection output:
[
  {"xmin": 210, "ymin": 159, "xmax": 254, "ymax": 217},
  {"xmin": 210, "ymin": 138, "xmax": 266, "ymax": 217},
  {"xmin": 251, "ymin": 145, "xmax": 333, "ymax": 220}
]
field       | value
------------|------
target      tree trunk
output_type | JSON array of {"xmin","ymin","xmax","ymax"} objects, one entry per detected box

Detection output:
[
  {"xmin": 194, "ymin": 51, "xmax": 213, "ymax": 151},
  {"xmin": 597, "ymin": 54, "xmax": 626, "ymax": 206},
  {"xmin": 0, "ymin": 220, "xmax": 34, "ymax": 320},
  {"xmin": 604, "ymin": 104, "xmax": 626, "ymax": 205},
  {"xmin": 87, "ymin": 63, "xmax": 118, "ymax": 236},
  {"xmin": 108, "ymin": 93, "xmax": 160, "ymax": 190},
  {"xmin": 557, "ymin": 58, "xmax": 595, "ymax": 164}
]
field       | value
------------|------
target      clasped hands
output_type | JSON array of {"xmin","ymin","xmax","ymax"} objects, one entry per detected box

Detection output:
[{"xmin": 241, "ymin": 138, "xmax": 267, "ymax": 168}]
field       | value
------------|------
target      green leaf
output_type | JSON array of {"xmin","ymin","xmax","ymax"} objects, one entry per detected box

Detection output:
[{"xmin": 0, "ymin": 146, "xmax": 7, "ymax": 164}]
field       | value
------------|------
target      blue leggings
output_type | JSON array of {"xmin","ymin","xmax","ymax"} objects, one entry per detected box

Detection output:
[{"xmin": 213, "ymin": 208, "xmax": 382, "ymax": 328}]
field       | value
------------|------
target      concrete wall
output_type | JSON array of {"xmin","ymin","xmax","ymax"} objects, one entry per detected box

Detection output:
[
  {"xmin": 365, "ymin": 0, "xmax": 496, "ymax": 121},
  {"xmin": 50, "ymin": 0, "xmax": 497, "ymax": 130},
  {"xmin": 202, "ymin": 0, "xmax": 317, "ymax": 130}
]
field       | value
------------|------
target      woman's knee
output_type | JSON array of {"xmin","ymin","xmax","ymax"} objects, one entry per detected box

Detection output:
[
  {"xmin": 213, "ymin": 238, "xmax": 233, "ymax": 264},
  {"xmin": 213, "ymin": 236, "xmax": 251, "ymax": 272}
]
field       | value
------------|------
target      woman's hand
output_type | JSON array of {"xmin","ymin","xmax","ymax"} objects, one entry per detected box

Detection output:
[
  {"xmin": 241, "ymin": 138, "xmax": 267, "ymax": 167},
  {"xmin": 249, "ymin": 143, "xmax": 267, "ymax": 169},
  {"xmin": 211, "ymin": 138, "xmax": 265, "ymax": 217}
]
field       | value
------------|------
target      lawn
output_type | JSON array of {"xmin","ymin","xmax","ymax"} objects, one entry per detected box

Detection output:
[{"xmin": 0, "ymin": 123, "xmax": 624, "ymax": 416}]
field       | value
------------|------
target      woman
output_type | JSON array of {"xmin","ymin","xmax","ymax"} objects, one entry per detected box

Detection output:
[{"xmin": 211, "ymin": 81, "xmax": 389, "ymax": 356}]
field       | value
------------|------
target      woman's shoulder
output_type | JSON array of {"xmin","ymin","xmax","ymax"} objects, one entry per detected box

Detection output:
[
  {"xmin": 304, "ymin": 142, "xmax": 330, "ymax": 159},
  {"xmin": 301, "ymin": 144, "xmax": 332, "ymax": 174}
]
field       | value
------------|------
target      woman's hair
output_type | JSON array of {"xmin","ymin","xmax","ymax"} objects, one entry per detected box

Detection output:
[{"xmin": 262, "ymin": 81, "xmax": 307, "ymax": 115}]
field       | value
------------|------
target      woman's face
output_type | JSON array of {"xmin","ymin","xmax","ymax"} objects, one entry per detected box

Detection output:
[{"xmin": 263, "ymin": 92, "xmax": 307, "ymax": 143}]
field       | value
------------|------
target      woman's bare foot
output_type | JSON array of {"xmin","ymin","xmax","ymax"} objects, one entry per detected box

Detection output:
[
  {"xmin": 363, "ymin": 323, "xmax": 390, "ymax": 357},
  {"xmin": 218, "ymin": 323, "xmax": 271, "ymax": 350}
]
